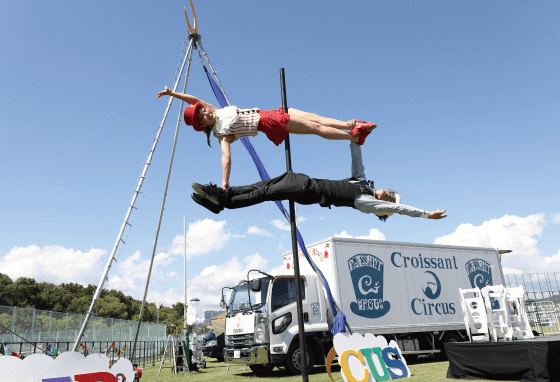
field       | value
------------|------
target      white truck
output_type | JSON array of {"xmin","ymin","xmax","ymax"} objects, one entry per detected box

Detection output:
[{"xmin": 221, "ymin": 237, "xmax": 506, "ymax": 374}]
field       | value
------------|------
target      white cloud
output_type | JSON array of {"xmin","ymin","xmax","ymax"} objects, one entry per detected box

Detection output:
[
  {"xmin": 271, "ymin": 219, "xmax": 291, "ymax": 231},
  {"xmin": 179, "ymin": 253, "xmax": 271, "ymax": 309},
  {"xmin": 107, "ymin": 249, "xmax": 173, "ymax": 296},
  {"xmin": 247, "ymin": 226, "xmax": 272, "ymax": 236},
  {"xmin": 271, "ymin": 216, "xmax": 306, "ymax": 231},
  {"xmin": 357, "ymin": 229, "xmax": 386, "ymax": 240},
  {"xmin": 334, "ymin": 231, "xmax": 353, "ymax": 238},
  {"xmin": 200, "ymin": 265, "xmax": 217, "ymax": 276},
  {"xmin": 334, "ymin": 229, "xmax": 386, "ymax": 241},
  {"xmin": 0, "ymin": 245, "xmax": 106, "ymax": 285},
  {"xmin": 434, "ymin": 213, "xmax": 560, "ymax": 273},
  {"xmin": 269, "ymin": 263, "xmax": 289, "ymax": 275},
  {"xmin": 118, "ymin": 252, "xmax": 272, "ymax": 308},
  {"xmin": 551, "ymin": 213, "xmax": 560, "ymax": 225},
  {"xmin": 148, "ymin": 288, "xmax": 184, "ymax": 308},
  {"xmin": 169, "ymin": 219, "xmax": 232, "ymax": 259},
  {"xmin": 167, "ymin": 271, "xmax": 181, "ymax": 281}
]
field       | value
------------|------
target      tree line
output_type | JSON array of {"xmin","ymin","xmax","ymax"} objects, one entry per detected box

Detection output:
[{"xmin": 0, "ymin": 273, "xmax": 186, "ymax": 334}]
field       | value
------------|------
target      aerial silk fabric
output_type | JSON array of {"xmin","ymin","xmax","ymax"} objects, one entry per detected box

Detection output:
[{"xmin": 203, "ymin": 66, "xmax": 346, "ymax": 335}]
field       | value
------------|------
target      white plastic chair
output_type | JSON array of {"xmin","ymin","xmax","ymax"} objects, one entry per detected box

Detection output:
[
  {"xmin": 481, "ymin": 285, "xmax": 513, "ymax": 341},
  {"xmin": 459, "ymin": 287, "xmax": 490, "ymax": 342},
  {"xmin": 506, "ymin": 286, "xmax": 534, "ymax": 340}
]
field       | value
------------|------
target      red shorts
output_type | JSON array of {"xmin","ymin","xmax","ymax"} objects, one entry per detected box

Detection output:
[{"xmin": 258, "ymin": 107, "xmax": 290, "ymax": 146}]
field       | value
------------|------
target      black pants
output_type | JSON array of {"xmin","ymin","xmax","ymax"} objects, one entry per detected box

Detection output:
[{"xmin": 223, "ymin": 172, "xmax": 321, "ymax": 209}]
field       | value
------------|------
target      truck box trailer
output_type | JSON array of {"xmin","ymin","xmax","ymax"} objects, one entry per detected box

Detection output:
[{"xmin": 222, "ymin": 237, "xmax": 506, "ymax": 374}]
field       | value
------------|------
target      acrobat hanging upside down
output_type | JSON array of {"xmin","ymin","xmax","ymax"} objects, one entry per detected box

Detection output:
[
  {"xmin": 156, "ymin": 87, "xmax": 376, "ymax": 190},
  {"xmin": 190, "ymin": 142, "xmax": 448, "ymax": 222}
]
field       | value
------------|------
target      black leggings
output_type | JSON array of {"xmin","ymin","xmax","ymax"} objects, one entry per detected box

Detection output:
[{"xmin": 223, "ymin": 172, "xmax": 321, "ymax": 209}]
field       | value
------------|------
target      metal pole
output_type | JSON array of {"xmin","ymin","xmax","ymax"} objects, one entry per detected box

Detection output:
[
  {"xmin": 198, "ymin": 41, "xmax": 231, "ymax": 106},
  {"xmin": 184, "ymin": 214, "xmax": 191, "ymax": 373},
  {"xmin": 47, "ymin": 311, "xmax": 52, "ymax": 343},
  {"xmin": 31, "ymin": 309, "xmax": 35, "ymax": 343},
  {"xmin": 130, "ymin": 36, "xmax": 195, "ymax": 362},
  {"xmin": 11, "ymin": 307, "xmax": 16, "ymax": 343},
  {"xmin": 184, "ymin": 214, "xmax": 187, "ymax": 329},
  {"xmin": 71, "ymin": 35, "xmax": 196, "ymax": 354},
  {"xmin": 280, "ymin": 68, "xmax": 308, "ymax": 382},
  {"xmin": 156, "ymin": 304, "xmax": 161, "ymax": 325}
]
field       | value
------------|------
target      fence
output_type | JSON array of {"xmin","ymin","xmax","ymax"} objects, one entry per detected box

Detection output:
[
  {"xmin": 504, "ymin": 272, "xmax": 560, "ymax": 335},
  {"xmin": 0, "ymin": 339, "xmax": 169, "ymax": 370},
  {"xmin": 0, "ymin": 305, "xmax": 167, "ymax": 365}
]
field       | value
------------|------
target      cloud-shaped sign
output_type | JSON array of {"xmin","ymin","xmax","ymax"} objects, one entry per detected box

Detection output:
[
  {"xmin": 0, "ymin": 352, "xmax": 134, "ymax": 382},
  {"xmin": 328, "ymin": 333, "xmax": 410, "ymax": 382}
]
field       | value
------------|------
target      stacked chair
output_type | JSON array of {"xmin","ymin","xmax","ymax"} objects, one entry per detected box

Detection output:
[{"xmin": 458, "ymin": 285, "xmax": 534, "ymax": 342}]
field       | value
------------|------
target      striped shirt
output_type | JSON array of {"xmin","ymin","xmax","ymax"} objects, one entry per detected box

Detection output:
[{"xmin": 212, "ymin": 106, "xmax": 261, "ymax": 143}]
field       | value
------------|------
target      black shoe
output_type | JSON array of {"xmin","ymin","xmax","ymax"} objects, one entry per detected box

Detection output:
[
  {"xmin": 192, "ymin": 182, "xmax": 222, "ymax": 205},
  {"xmin": 191, "ymin": 193, "xmax": 223, "ymax": 214}
]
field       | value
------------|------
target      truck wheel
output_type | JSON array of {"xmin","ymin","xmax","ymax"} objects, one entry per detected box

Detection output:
[
  {"xmin": 435, "ymin": 332, "xmax": 462, "ymax": 360},
  {"xmin": 249, "ymin": 365, "xmax": 274, "ymax": 375},
  {"xmin": 216, "ymin": 356, "xmax": 224, "ymax": 362},
  {"xmin": 285, "ymin": 344, "xmax": 314, "ymax": 375}
]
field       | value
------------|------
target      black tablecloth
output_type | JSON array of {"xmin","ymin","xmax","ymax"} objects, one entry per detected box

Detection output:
[{"xmin": 446, "ymin": 337, "xmax": 560, "ymax": 382}]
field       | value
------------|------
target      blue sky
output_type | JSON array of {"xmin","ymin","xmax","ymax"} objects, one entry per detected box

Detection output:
[{"xmin": 1, "ymin": 1, "xmax": 559, "ymax": 309}]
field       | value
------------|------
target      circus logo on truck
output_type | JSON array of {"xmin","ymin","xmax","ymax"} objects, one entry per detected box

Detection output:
[
  {"xmin": 465, "ymin": 258, "xmax": 498, "ymax": 309},
  {"xmin": 422, "ymin": 271, "xmax": 442, "ymax": 300},
  {"xmin": 348, "ymin": 254, "xmax": 391, "ymax": 318},
  {"xmin": 465, "ymin": 258, "xmax": 493, "ymax": 289}
]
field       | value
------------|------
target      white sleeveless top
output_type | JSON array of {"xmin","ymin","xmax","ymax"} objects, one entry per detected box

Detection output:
[{"xmin": 212, "ymin": 106, "xmax": 261, "ymax": 143}]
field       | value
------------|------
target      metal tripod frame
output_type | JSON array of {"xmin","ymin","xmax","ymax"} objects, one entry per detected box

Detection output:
[{"xmin": 71, "ymin": 32, "xmax": 205, "ymax": 353}]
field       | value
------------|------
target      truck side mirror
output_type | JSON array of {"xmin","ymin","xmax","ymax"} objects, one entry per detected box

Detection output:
[
  {"xmin": 251, "ymin": 278, "xmax": 261, "ymax": 292},
  {"xmin": 220, "ymin": 296, "xmax": 228, "ymax": 309}
]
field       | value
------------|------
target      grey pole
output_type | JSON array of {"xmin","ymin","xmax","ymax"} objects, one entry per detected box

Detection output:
[
  {"xmin": 11, "ymin": 307, "xmax": 16, "ymax": 343},
  {"xmin": 71, "ymin": 35, "xmax": 196, "ymax": 353},
  {"xmin": 198, "ymin": 41, "xmax": 231, "ymax": 106},
  {"xmin": 184, "ymin": 214, "xmax": 187, "ymax": 330},
  {"xmin": 64, "ymin": 312, "xmax": 68, "ymax": 343},
  {"xmin": 156, "ymin": 303, "xmax": 161, "ymax": 325},
  {"xmin": 280, "ymin": 68, "xmax": 308, "ymax": 382}
]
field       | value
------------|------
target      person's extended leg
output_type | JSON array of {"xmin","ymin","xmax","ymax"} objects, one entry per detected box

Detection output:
[
  {"xmin": 225, "ymin": 172, "xmax": 312, "ymax": 209},
  {"xmin": 285, "ymin": 114, "xmax": 359, "ymax": 142},
  {"xmin": 287, "ymin": 108, "xmax": 351, "ymax": 130},
  {"xmin": 350, "ymin": 141, "xmax": 366, "ymax": 181}
]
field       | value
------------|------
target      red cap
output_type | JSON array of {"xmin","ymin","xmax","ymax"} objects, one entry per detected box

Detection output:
[{"xmin": 183, "ymin": 102, "xmax": 203, "ymax": 131}]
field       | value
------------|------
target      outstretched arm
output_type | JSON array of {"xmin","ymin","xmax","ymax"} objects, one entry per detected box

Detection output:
[
  {"xmin": 156, "ymin": 86, "xmax": 218, "ymax": 112},
  {"xmin": 219, "ymin": 135, "xmax": 234, "ymax": 191},
  {"xmin": 354, "ymin": 196, "xmax": 448, "ymax": 219}
]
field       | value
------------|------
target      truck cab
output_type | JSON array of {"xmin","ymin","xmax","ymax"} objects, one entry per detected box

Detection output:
[{"xmin": 222, "ymin": 273, "xmax": 330, "ymax": 375}]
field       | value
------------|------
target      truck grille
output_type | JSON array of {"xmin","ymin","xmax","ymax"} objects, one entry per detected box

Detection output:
[{"xmin": 227, "ymin": 333, "xmax": 254, "ymax": 348}]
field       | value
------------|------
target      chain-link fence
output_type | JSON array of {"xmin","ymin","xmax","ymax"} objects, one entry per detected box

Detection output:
[
  {"xmin": 0, "ymin": 305, "xmax": 166, "ymax": 345},
  {"xmin": 504, "ymin": 272, "xmax": 560, "ymax": 335}
]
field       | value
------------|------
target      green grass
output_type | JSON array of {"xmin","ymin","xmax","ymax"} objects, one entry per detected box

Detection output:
[{"xmin": 139, "ymin": 356, "xmax": 454, "ymax": 382}]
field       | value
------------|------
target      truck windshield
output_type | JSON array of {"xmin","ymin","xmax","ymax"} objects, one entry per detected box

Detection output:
[{"xmin": 229, "ymin": 278, "xmax": 270, "ymax": 312}]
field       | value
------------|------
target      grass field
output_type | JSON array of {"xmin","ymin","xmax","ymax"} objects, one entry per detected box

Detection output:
[{"xmin": 140, "ymin": 356, "xmax": 455, "ymax": 382}]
